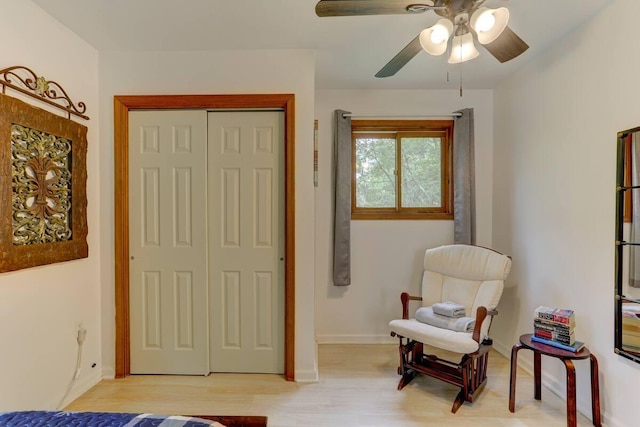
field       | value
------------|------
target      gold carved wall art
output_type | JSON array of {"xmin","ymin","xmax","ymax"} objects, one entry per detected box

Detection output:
[{"xmin": 0, "ymin": 66, "xmax": 88, "ymax": 273}]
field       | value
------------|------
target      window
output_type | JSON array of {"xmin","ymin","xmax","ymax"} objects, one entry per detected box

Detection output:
[{"xmin": 351, "ymin": 120, "xmax": 453, "ymax": 220}]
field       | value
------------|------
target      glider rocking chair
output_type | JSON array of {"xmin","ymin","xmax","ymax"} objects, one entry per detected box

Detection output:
[{"xmin": 388, "ymin": 244, "xmax": 512, "ymax": 413}]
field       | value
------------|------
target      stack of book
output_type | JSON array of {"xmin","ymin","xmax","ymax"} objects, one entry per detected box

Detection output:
[{"xmin": 532, "ymin": 306, "xmax": 584, "ymax": 352}]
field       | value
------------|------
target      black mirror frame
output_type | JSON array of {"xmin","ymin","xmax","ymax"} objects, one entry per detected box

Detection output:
[{"xmin": 615, "ymin": 126, "xmax": 640, "ymax": 364}]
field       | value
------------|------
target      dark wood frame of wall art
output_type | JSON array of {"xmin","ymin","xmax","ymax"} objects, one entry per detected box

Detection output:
[
  {"xmin": 114, "ymin": 94, "xmax": 295, "ymax": 380},
  {"xmin": 0, "ymin": 93, "xmax": 88, "ymax": 273}
]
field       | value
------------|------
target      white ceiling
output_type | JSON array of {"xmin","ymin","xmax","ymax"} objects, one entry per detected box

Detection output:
[{"xmin": 32, "ymin": 0, "xmax": 613, "ymax": 90}]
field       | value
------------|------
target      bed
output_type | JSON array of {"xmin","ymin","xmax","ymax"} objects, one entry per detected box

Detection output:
[{"xmin": 0, "ymin": 411, "xmax": 268, "ymax": 427}]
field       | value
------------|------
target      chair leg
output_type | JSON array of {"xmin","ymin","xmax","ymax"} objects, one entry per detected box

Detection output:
[
  {"xmin": 412, "ymin": 342, "xmax": 424, "ymax": 364},
  {"xmin": 394, "ymin": 335, "xmax": 409, "ymax": 376},
  {"xmin": 451, "ymin": 350, "xmax": 491, "ymax": 413},
  {"xmin": 451, "ymin": 390, "xmax": 466, "ymax": 413},
  {"xmin": 397, "ymin": 370, "xmax": 417, "ymax": 390},
  {"xmin": 393, "ymin": 335, "xmax": 419, "ymax": 390}
]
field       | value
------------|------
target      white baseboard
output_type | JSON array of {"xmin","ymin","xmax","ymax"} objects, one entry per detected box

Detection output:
[
  {"xmin": 58, "ymin": 370, "xmax": 102, "ymax": 409},
  {"xmin": 492, "ymin": 339, "xmax": 512, "ymax": 360},
  {"xmin": 315, "ymin": 334, "xmax": 396, "ymax": 344},
  {"xmin": 101, "ymin": 366, "xmax": 115, "ymax": 380},
  {"xmin": 603, "ymin": 413, "xmax": 625, "ymax": 427},
  {"xmin": 294, "ymin": 369, "xmax": 318, "ymax": 383},
  {"xmin": 294, "ymin": 341, "xmax": 319, "ymax": 383}
]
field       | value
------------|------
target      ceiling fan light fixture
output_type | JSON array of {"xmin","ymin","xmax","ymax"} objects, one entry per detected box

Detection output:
[
  {"xmin": 448, "ymin": 32, "xmax": 479, "ymax": 64},
  {"xmin": 471, "ymin": 7, "xmax": 509, "ymax": 45},
  {"xmin": 419, "ymin": 19, "xmax": 453, "ymax": 56},
  {"xmin": 475, "ymin": 12, "xmax": 495, "ymax": 32}
]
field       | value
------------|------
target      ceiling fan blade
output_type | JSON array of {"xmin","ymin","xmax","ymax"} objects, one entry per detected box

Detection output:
[
  {"xmin": 375, "ymin": 35, "xmax": 422, "ymax": 78},
  {"xmin": 315, "ymin": 0, "xmax": 432, "ymax": 17},
  {"xmin": 482, "ymin": 26, "xmax": 529, "ymax": 63}
]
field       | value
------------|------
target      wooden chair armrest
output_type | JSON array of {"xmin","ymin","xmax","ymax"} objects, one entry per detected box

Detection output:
[
  {"xmin": 472, "ymin": 306, "xmax": 488, "ymax": 343},
  {"xmin": 401, "ymin": 292, "xmax": 422, "ymax": 319}
]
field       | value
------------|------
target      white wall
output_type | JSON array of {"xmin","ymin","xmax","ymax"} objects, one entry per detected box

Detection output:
[
  {"xmin": 98, "ymin": 50, "xmax": 318, "ymax": 381},
  {"xmin": 492, "ymin": 0, "xmax": 639, "ymax": 425},
  {"xmin": 0, "ymin": 0, "xmax": 101, "ymax": 410},
  {"xmin": 314, "ymin": 89, "xmax": 494, "ymax": 343}
]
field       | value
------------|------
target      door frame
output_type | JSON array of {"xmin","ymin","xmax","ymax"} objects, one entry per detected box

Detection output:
[{"xmin": 114, "ymin": 94, "xmax": 295, "ymax": 380}]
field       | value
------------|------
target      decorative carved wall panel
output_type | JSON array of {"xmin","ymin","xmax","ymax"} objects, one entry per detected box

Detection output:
[{"xmin": 0, "ymin": 93, "xmax": 88, "ymax": 272}]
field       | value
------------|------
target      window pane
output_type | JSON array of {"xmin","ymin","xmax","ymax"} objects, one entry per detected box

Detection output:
[
  {"xmin": 355, "ymin": 137, "xmax": 396, "ymax": 208},
  {"xmin": 400, "ymin": 137, "xmax": 441, "ymax": 208}
]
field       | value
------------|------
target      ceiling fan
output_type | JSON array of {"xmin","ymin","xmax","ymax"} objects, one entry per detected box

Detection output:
[{"xmin": 315, "ymin": 0, "xmax": 529, "ymax": 78}]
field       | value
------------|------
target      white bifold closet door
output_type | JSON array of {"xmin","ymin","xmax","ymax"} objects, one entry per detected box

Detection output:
[
  {"xmin": 128, "ymin": 110, "xmax": 208, "ymax": 375},
  {"xmin": 208, "ymin": 111, "xmax": 284, "ymax": 374},
  {"xmin": 128, "ymin": 109, "xmax": 284, "ymax": 375}
]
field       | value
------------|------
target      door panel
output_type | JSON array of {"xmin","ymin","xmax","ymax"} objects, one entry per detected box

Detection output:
[
  {"xmin": 129, "ymin": 110, "xmax": 208, "ymax": 375},
  {"xmin": 209, "ymin": 111, "xmax": 285, "ymax": 374}
]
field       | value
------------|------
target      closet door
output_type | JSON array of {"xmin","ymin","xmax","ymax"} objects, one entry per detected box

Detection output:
[
  {"xmin": 129, "ymin": 110, "xmax": 208, "ymax": 374},
  {"xmin": 208, "ymin": 111, "xmax": 285, "ymax": 374}
]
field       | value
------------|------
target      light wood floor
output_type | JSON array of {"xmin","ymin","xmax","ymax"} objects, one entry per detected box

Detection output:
[{"xmin": 66, "ymin": 344, "xmax": 591, "ymax": 426}]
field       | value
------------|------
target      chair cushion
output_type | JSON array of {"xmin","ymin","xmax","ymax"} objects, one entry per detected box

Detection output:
[
  {"xmin": 420, "ymin": 245, "xmax": 510, "ymax": 339},
  {"xmin": 388, "ymin": 318, "xmax": 480, "ymax": 354},
  {"xmin": 423, "ymin": 244, "xmax": 511, "ymax": 281}
]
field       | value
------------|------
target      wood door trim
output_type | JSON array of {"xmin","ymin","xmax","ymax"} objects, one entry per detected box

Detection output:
[{"xmin": 114, "ymin": 94, "xmax": 296, "ymax": 380}]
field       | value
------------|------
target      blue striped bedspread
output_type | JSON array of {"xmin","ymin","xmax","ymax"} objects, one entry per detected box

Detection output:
[{"xmin": 0, "ymin": 411, "xmax": 226, "ymax": 426}]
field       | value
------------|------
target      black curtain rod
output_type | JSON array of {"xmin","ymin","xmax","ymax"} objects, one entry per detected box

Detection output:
[{"xmin": 342, "ymin": 113, "xmax": 462, "ymax": 119}]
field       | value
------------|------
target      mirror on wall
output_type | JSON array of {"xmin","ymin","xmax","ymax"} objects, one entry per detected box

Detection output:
[{"xmin": 615, "ymin": 127, "xmax": 640, "ymax": 363}]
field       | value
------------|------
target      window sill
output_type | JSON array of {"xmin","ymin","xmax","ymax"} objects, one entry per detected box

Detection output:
[{"xmin": 351, "ymin": 212, "xmax": 453, "ymax": 220}]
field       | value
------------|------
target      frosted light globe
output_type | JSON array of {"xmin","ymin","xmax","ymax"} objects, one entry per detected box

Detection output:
[
  {"xmin": 475, "ymin": 11, "xmax": 496, "ymax": 33},
  {"xmin": 430, "ymin": 24, "xmax": 450, "ymax": 44}
]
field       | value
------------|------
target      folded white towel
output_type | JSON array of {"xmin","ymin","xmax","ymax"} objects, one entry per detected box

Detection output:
[
  {"xmin": 432, "ymin": 301, "xmax": 466, "ymax": 318},
  {"xmin": 415, "ymin": 306, "xmax": 475, "ymax": 332}
]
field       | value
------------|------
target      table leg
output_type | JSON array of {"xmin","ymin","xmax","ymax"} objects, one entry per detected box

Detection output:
[
  {"xmin": 534, "ymin": 350, "xmax": 542, "ymax": 400},
  {"xmin": 509, "ymin": 343, "xmax": 523, "ymax": 413},
  {"xmin": 563, "ymin": 359, "xmax": 577, "ymax": 427},
  {"xmin": 590, "ymin": 354, "xmax": 601, "ymax": 427}
]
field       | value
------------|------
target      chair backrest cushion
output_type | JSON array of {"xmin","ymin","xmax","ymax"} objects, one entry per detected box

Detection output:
[{"xmin": 421, "ymin": 244, "xmax": 511, "ymax": 338}]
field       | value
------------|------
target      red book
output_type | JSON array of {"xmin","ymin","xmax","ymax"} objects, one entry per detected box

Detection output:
[{"xmin": 535, "ymin": 306, "xmax": 575, "ymax": 326}]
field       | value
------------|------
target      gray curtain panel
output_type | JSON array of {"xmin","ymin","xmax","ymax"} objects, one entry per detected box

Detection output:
[
  {"xmin": 630, "ymin": 133, "xmax": 640, "ymax": 287},
  {"xmin": 333, "ymin": 109, "xmax": 352, "ymax": 286},
  {"xmin": 453, "ymin": 108, "xmax": 476, "ymax": 245}
]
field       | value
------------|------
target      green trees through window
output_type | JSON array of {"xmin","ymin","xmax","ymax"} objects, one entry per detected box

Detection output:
[
  {"xmin": 355, "ymin": 136, "xmax": 396, "ymax": 208},
  {"xmin": 400, "ymin": 136, "xmax": 442, "ymax": 208},
  {"xmin": 351, "ymin": 120, "xmax": 453, "ymax": 220}
]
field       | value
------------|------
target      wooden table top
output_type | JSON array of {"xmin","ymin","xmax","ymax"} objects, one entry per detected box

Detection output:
[{"xmin": 519, "ymin": 333, "xmax": 591, "ymax": 360}]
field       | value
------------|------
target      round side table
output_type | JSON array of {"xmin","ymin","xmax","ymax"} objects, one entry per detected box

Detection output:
[{"xmin": 508, "ymin": 333, "xmax": 601, "ymax": 427}]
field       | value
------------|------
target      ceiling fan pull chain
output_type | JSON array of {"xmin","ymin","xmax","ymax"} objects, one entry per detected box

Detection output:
[
  {"xmin": 458, "ymin": 37, "xmax": 464, "ymax": 97},
  {"xmin": 459, "ymin": 62, "xmax": 463, "ymax": 97}
]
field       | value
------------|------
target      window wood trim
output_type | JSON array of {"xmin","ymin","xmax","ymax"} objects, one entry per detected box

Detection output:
[
  {"xmin": 351, "ymin": 119, "xmax": 454, "ymax": 132},
  {"xmin": 351, "ymin": 120, "xmax": 453, "ymax": 220}
]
